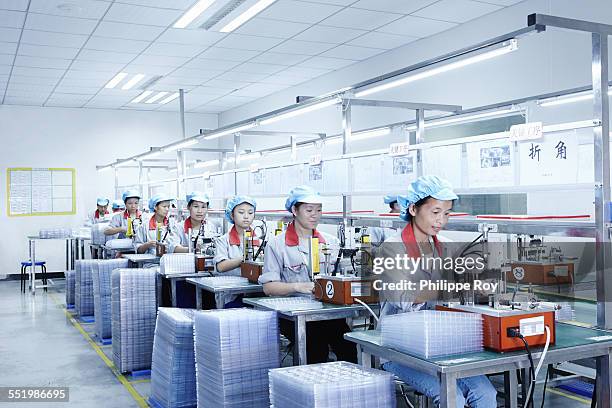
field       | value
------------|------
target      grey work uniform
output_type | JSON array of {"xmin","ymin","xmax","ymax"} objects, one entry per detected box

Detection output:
[
  {"xmin": 177, "ymin": 217, "xmax": 221, "ymax": 248},
  {"xmin": 108, "ymin": 210, "xmax": 145, "ymax": 239},
  {"xmin": 212, "ymin": 225, "xmax": 250, "ymax": 306},
  {"xmin": 133, "ymin": 217, "xmax": 181, "ymax": 256}
]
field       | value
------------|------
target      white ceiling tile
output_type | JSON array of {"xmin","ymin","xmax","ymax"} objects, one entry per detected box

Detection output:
[
  {"xmin": 208, "ymin": 95, "xmax": 254, "ymax": 108},
  {"xmin": 53, "ymin": 84, "xmax": 100, "ymax": 94},
  {"xmin": 9, "ymin": 74, "xmax": 61, "ymax": 85},
  {"xmin": 172, "ymin": 67, "xmax": 224, "ymax": 81},
  {"xmin": 122, "ymin": 63, "xmax": 174, "ymax": 75},
  {"xmin": 413, "ymin": 0, "xmax": 503, "ymax": 23},
  {"xmin": 11, "ymin": 66, "xmax": 65, "ymax": 78},
  {"xmin": 0, "ymin": 0, "xmax": 29, "ymax": 11},
  {"xmin": 251, "ymin": 52, "xmax": 309, "ymax": 66},
  {"xmin": 5, "ymin": 90, "xmax": 51, "ymax": 98},
  {"xmin": 0, "ymin": 41, "xmax": 18, "ymax": 55},
  {"xmin": 0, "ymin": 27, "xmax": 20, "ymax": 42},
  {"xmin": 259, "ymin": 0, "xmax": 342, "ymax": 24},
  {"xmin": 231, "ymin": 83, "xmax": 287, "ymax": 97},
  {"xmin": 299, "ymin": 56, "xmax": 356, "ymax": 69},
  {"xmin": 232, "ymin": 62, "xmax": 285, "ymax": 75},
  {"xmin": 203, "ymin": 78, "xmax": 253, "ymax": 90},
  {"xmin": 62, "ymin": 69, "xmax": 116, "ymax": 80},
  {"xmin": 277, "ymin": 65, "xmax": 330, "ymax": 78},
  {"xmin": 0, "ymin": 9, "xmax": 25, "ymax": 28},
  {"xmin": 348, "ymin": 31, "xmax": 417, "ymax": 49},
  {"xmin": 216, "ymin": 71, "xmax": 268, "ymax": 82},
  {"xmin": 262, "ymin": 73, "xmax": 309, "ymax": 86},
  {"xmin": 320, "ymin": 44, "xmax": 385, "ymax": 59},
  {"xmin": 25, "ymin": 13, "xmax": 99, "ymax": 35},
  {"xmin": 235, "ymin": 17, "xmax": 310, "ymax": 39},
  {"xmin": 270, "ymin": 39, "xmax": 336, "ymax": 55},
  {"xmin": 105, "ymin": 3, "xmax": 183, "ymax": 26},
  {"xmin": 188, "ymin": 105, "xmax": 224, "ymax": 113},
  {"xmin": 18, "ymin": 44, "xmax": 80, "ymax": 59},
  {"xmin": 197, "ymin": 47, "xmax": 261, "ymax": 62},
  {"xmin": 85, "ymin": 36, "xmax": 151, "ymax": 53},
  {"xmin": 189, "ymin": 86, "xmax": 230, "ymax": 96},
  {"xmin": 85, "ymin": 99, "xmax": 123, "ymax": 108},
  {"xmin": 156, "ymin": 28, "xmax": 226, "ymax": 45},
  {"xmin": 14, "ymin": 55, "xmax": 73, "ymax": 70},
  {"xmin": 93, "ymin": 21, "xmax": 164, "ymax": 41},
  {"xmin": 4, "ymin": 97, "xmax": 48, "ymax": 105},
  {"xmin": 293, "ymin": 25, "xmax": 366, "ymax": 44},
  {"xmin": 21, "ymin": 30, "xmax": 89, "ymax": 48},
  {"xmin": 320, "ymin": 7, "xmax": 401, "ymax": 30},
  {"xmin": 96, "ymin": 88, "xmax": 141, "ymax": 97},
  {"xmin": 182, "ymin": 58, "xmax": 239, "ymax": 70},
  {"xmin": 0, "ymin": 54, "xmax": 13, "ymax": 65},
  {"xmin": 29, "ymin": 0, "xmax": 111, "ymax": 19},
  {"xmin": 183, "ymin": 93, "xmax": 224, "ymax": 107},
  {"xmin": 130, "ymin": 54, "xmax": 190, "ymax": 67},
  {"xmin": 144, "ymin": 42, "xmax": 206, "ymax": 58},
  {"xmin": 115, "ymin": 0, "xmax": 195, "ymax": 9},
  {"xmin": 351, "ymin": 0, "xmax": 438, "ymax": 14},
  {"xmin": 6, "ymin": 82, "xmax": 55, "ymax": 93},
  {"xmin": 0, "ymin": 65, "xmax": 11, "ymax": 75},
  {"xmin": 304, "ymin": 0, "xmax": 356, "ymax": 5},
  {"xmin": 46, "ymin": 99, "xmax": 90, "ymax": 108},
  {"xmin": 474, "ymin": 0, "xmax": 523, "ymax": 5},
  {"xmin": 215, "ymin": 34, "xmax": 283, "ymax": 51},
  {"xmin": 152, "ymin": 76, "xmax": 202, "ymax": 88},
  {"xmin": 78, "ymin": 49, "xmax": 137, "ymax": 64},
  {"xmin": 377, "ymin": 15, "xmax": 457, "ymax": 37},
  {"xmin": 70, "ymin": 59, "xmax": 127, "ymax": 72},
  {"xmin": 59, "ymin": 77, "xmax": 109, "ymax": 87}
]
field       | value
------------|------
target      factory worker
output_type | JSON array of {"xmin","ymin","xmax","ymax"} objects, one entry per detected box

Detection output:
[
  {"xmin": 111, "ymin": 200, "xmax": 125, "ymax": 213},
  {"xmin": 134, "ymin": 194, "xmax": 181, "ymax": 255},
  {"xmin": 259, "ymin": 185, "xmax": 357, "ymax": 364},
  {"xmin": 368, "ymin": 194, "xmax": 401, "ymax": 246},
  {"xmin": 90, "ymin": 198, "xmax": 110, "ymax": 224},
  {"xmin": 174, "ymin": 192, "xmax": 219, "ymax": 253},
  {"xmin": 210, "ymin": 195, "xmax": 258, "ymax": 308},
  {"xmin": 378, "ymin": 176, "xmax": 497, "ymax": 408},
  {"xmin": 105, "ymin": 190, "xmax": 144, "ymax": 239}
]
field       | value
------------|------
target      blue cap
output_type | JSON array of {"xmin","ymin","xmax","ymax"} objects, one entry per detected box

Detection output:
[
  {"xmin": 186, "ymin": 191, "xmax": 210, "ymax": 205},
  {"xmin": 384, "ymin": 195, "xmax": 398, "ymax": 204},
  {"xmin": 148, "ymin": 193, "xmax": 174, "ymax": 212},
  {"xmin": 122, "ymin": 189, "xmax": 140, "ymax": 202},
  {"xmin": 285, "ymin": 185, "xmax": 323, "ymax": 212},
  {"xmin": 96, "ymin": 197, "xmax": 109, "ymax": 206},
  {"xmin": 225, "ymin": 195, "xmax": 257, "ymax": 223},
  {"xmin": 398, "ymin": 175, "xmax": 458, "ymax": 221},
  {"xmin": 112, "ymin": 199, "xmax": 125, "ymax": 210}
]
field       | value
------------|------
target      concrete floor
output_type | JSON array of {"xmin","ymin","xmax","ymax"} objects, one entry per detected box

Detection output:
[{"xmin": 0, "ymin": 279, "xmax": 593, "ymax": 408}]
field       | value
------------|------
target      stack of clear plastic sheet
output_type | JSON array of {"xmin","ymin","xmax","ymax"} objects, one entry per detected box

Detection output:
[
  {"xmin": 75, "ymin": 260, "xmax": 97, "ymax": 317},
  {"xmin": 269, "ymin": 362, "xmax": 396, "ymax": 408},
  {"xmin": 380, "ymin": 310, "xmax": 483, "ymax": 358},
  {"xmin": 160, "ymin": 253, "xmax": 195, "ymax": 275},
  {"xmin": 92, "ymin": 259, "xmax": 129, "ymax": 341},
  {"xmin": 257, "ymin": 297, "xmax": 324, "ymax": 311},
  {"xmin": 150, "ymin": 308, "xmax": 197, "ymax": 408},
  {"xmin": 64, "ymin": 269, "xmax": 75, "ymax": 306},
  {"xmin": 196, "ymin": 276, "xmax": 249, "ymax": 286},
  {"xmin": 111, "ymin": 268, "xmax": 157, "ymax": 373},
  {"xmin": 91, "ymin": 223, "xmax": 109, "ymax": 245},
  {"xmin": 194, "ymin": 309, "xmax": 279, "ymax": 408},
  {"xmin": 39, "ymin": 228, "xmax": 72, "ymax": 239}
]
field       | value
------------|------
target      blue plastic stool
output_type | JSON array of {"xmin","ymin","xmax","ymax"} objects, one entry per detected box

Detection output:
[{"xmin": 20, "ymin": 261, "xmax": 47, "ymax": 293}]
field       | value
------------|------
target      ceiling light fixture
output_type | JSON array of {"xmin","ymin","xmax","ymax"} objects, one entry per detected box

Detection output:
[
  {"xmin": 121, "ymin": 73, "xmax": 146, "ymax": 90},
  {"xmin": 174, "ymin": 0, "xmax": 217, "ymax": 28},
  {"xmin": 159, "ymin": 92, "xmax": 181, "ymax": 104},
  {"xmin": 131, "ymin": 90, "xmax": 154, "ymax": 103},
  {"xmin": 193, "ymin": 159, "xmax": 220, "ymax": 168},
  {"xmin": 404, "ymin": 107, "xmax": 518, "ymax": 131},
  {"xmin": 203, "ymin": 122, "xmax": 258, "ymax": 140},
  {"xmin": 350, "ymin": 127, "xmax": 391, "ymax": 141},
  {"xmin": 138, "ymin": 148, "xmax": 162, "ymax": 160},
  {"xmin": 163, "ymin": 139, "xmax": 199, "ymax": 153},
  {"xmin": 220, "ymin": 0, "xmax": 277, "ymax": 32},
  {"xmin": 260, "ymin": 98, "xmax": 340, "ymax": 125},
  {"xmin": 105, "ymin": 72, "xmax": 128, "ymax": 89},
  {"xmin": 538, "ymin": 89, "xmax": 612, "ymax": 107},
  {"xmin": 145, "ymin": 91, "xmax": 169, "ymax": 104}
]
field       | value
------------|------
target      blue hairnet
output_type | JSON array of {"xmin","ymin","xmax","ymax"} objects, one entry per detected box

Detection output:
[
  {"xmin": 112, "ymin": 199, "xmax": 125, "ymax": 210},
  {"xmin": 384, "ymin": 195, "xmax": 398, "ymax": 205},
  {"xmin": 148, "ymin": 193, "xmax": 174, "ymax": 212},
  {"xmin": 186, "ymin": 191, "xmax": 210, "ymax": 205},
  {"xmin": 398, "ymin": 175, "xmax": 458, "ymax": 221},
  {"xmin": 96, "ymin": 197, "xmax": 109, "ymax": 206},
  {"xmin": 225, "ymin": 195, "xmax": 257, "ymax": 223},
  {"xmin": 285, "ymin": 185, "xmax": 323, "ymax": 212},
  {"xmin": 122, "ymin": 189, "xmax": 140, "ymax": 202}
]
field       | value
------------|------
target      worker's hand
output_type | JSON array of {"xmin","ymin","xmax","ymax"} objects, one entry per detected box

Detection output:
[
  {"xmin": 293, "ymin": 282, "xmax": 315, "ymax": 294},
  {"xmin": 146, "ymin": 240, "xmax": 157, "ymax": 249},
  {"xmin": 122, "ymin": 227, "xmax": 128, "ymax": 233}
]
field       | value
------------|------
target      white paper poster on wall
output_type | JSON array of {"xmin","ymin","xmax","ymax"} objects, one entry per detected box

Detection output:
[
  {"xmin": 382, "ymin": 152, "xmax": 417, "ymax": 190},
  {"xmin": 519, "ymin": 131, "xmax": 579, "ymax": 185},
  {"xmin": 7, "ymin": 168, "xmax": 75, "ymax": 216},
  {"xmin": 466, "ymin": 140, "xmax": 514, "ymax": 188},
  {"xmin": 264, "ymin": 167, "xmax": 282, "ymax": 195},
  {"xmin": 352, "ymin": 156, "xmax": 383, "ymax": 192},
  {"xmin": 249, "ymin": 170, "xmax": 265, "ymax": 196},
  {"xmin": 422, "ymin": 145, "xmax": 462, "ymax": 188},
  {"xmin": 323, "ymin": 159, "xmax": 349, "ymax": 193},
  {"xmin": 281, "ymin": 164, "xmax": 303, "ymax": 194}
]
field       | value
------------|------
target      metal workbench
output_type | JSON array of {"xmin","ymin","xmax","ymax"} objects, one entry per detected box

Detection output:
[{"xmin": 188, "ymin": 277, "xmax": 264, "ymax": 309}]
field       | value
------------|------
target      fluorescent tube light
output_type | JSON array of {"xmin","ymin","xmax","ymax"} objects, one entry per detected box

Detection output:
[
  {"xmin": 139, "ymin": 149, "xmax": 161, "ymax": 160},
  {"xmin": 105, "ymin": 72, "xmax": 128, "ymax": 89},
  {"xmin": 163, "ymin": 139, "xmax": 199, "ymax": 152},
  {"xmin": 193, "ymin": 159, "xmax": 220, "ymax": 168},
  {"xmin": 238, "ymin": 152, "xmax": 261, "ymax": 161},
  {"xmin": 159, "ymin": 92, "xmax": 180, "ymax": 104},
  {"xmin": 260, "ymin": 98, "xmax": 340, "ymax": 125},
  {"xmin": 145, "ymin": 91, "xmax": 169, "ymax": 104},
  {"xmin": 174, "ymin": 0, "xmax": 216, "ymax": 28},
  {"xmin": 538, "ymin": 89, "xmax": 612, "ymax": 107},
  {"xmin": 203, "ymin": 123, "xmax": 257, "ymax": 140},
  {"xmin": 131, "ymin": 91, "xmax": 154, "ymax": 103},
  {"xmin": 324, "ymin": 137, "xmax": 343, "ymax": 145},
  {"xmin": 350, "ymin": 127, "xmax": 391, "ymax": 141},
  {"xmin": 121, "ymin": 74, "xmax": 146, "ymax": 90},
  {"xmin": 220, "ymin": 0, "xmax": 277, "ymax": 33},
  {"xmin": 355, "ymin": 39, "xmax": 518, "ymax": 98}
]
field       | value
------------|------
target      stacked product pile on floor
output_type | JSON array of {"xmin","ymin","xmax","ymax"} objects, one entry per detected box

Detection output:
[
  {"xmin": 159, "ymin": 253, "xmax": 195, "ymax": 275},
  {"xmin": 111, "ymin": 268, "xmax": 157, "ymax": 373},
  {"xmin": 380, "ymin": 310, "xmax": 483, "ymax": 358},
  {"xmin": 75, "ymin": 260, "xmax": 97, "ymax": 317},
  {"xmin": 91, "ymin": 259, "xmax": 128, "ymax": 341},
  {"xmin": 268, "ymin": 362, "xmax": 396, "ymax": 408},
  {"xmin": 65, "ymin": 269, "xmax": 75, "ymax": 306},
  {"xmin": 194, "ymin": 309, "xmax": 279, "ymax": 408},
  {"xmin": 150, "ymin": 308, "xmax": 197, "ymax": 408}
]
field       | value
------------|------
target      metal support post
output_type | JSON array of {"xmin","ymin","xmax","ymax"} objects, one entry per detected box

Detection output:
[
  {"xmin": 415, "ymin": 108, "xmax": 425, "ymax": 177},
  {"xmin": 341, "ymin": 100, "xmax": 352, "ymax": 220}
]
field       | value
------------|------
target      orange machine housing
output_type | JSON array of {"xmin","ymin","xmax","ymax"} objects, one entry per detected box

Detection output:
[
  {"xmin": 507, "ymin": 262, "xmax": 574, "ymax": 285},
  {"xmin": 241, "ymin": 261, "xmax": 264, "ymax": 284},
  {"xmin": 314, "ymin": 275, "xmax": 379, "ymax": 305},
  {"xmin": 437, "ymin": 305, "xmax": 556, "ymax": 352}
]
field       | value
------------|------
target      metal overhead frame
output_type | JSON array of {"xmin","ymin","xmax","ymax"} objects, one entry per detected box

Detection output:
[{"xmin": 346, "ymin": 98, "xmax": 461, "ymax": 112}]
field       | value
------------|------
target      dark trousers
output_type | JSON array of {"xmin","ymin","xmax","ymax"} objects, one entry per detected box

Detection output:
[{"xmin": 279, "ymin": 318, "xmax": 358, "ymax": 364}]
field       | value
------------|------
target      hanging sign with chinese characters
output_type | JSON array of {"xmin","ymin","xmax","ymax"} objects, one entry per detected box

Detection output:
[{"xmin": 519, "ymin": 131, "xmax": 579, "ymax": 185}]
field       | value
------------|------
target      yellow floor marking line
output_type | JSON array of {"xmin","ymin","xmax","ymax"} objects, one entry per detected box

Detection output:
[
  {"xmin": 546, "ymin": 387, "xmax": 591, "ymax": 405},
  {"xmin": 129, "ymin": 379, "xmax": 151, "ymax": 384}
]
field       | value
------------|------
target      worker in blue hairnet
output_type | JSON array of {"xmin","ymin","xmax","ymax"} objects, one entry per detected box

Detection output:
[
  {"xmin": 89, "ymin": 197, "xmax": 110, "ymax": 224},
  {"xmin": 133, "ymin": 193, "xmax": 181, "ymax": 256},
  {"xmin": 259, "ymin": 185, "xmax": 357, "ymax": 364},
  {"xmin": 368, "ymin": 194, "xmax": 401, "ymax": 246},
  {"xmin": 174, "ymin": 192, "xmax": 220, "ymax": 253},
  {"xmin": 111, "ymin": 199, "xmax": 125, "ymax": 213},
  {"xmin": 105, "ymin": 190, "xmax": 144, "ymax": 239},
  {"xmin": 378, "ymin": 175, "xmax": 497, "ymax": 408}
]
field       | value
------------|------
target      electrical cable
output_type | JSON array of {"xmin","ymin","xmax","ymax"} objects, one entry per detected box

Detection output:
[
  {"xmin": 354, "ymin": 298, "xmax": 379, "ymax": 323},
  {"xmin": 540, "ymin": 365, "xmax": 551, "ymax": 408},
  {"xmin": 526, "ymin": 326, "xmax": 551, "ymax": 407},
  {"xmin": 518, "ymin": 334, "xmax": 536, "ymax": 408}
]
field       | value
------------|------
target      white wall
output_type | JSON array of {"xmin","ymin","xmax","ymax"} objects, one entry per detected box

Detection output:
[{"xmin": 0, "ymin": 105, "xmax": 217, "ymax": 277}]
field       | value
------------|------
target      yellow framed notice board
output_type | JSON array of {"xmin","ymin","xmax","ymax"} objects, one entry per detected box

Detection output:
[{"xmin": 7, "ymin": 168, "xmax": 76, "ymax": 216}]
